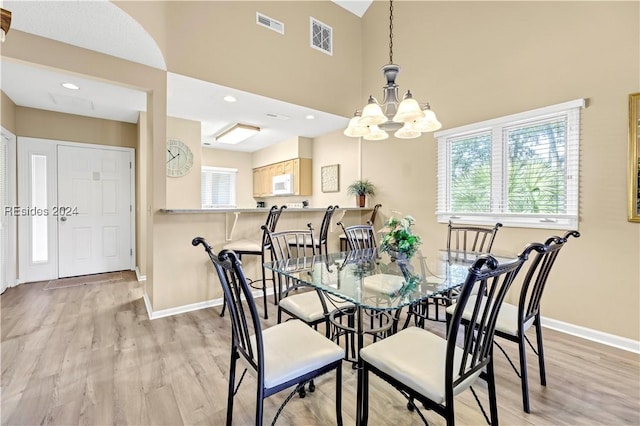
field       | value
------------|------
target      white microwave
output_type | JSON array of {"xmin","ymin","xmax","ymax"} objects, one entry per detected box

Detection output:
[{"xmin": 272, "ymin": 173, "xmax": 294, "ymax": 195}]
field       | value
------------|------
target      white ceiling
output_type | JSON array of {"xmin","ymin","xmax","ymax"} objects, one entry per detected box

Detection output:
[
  {"xmin": 1, "ymin": 60, "xmax": 147, "ymax": 123},
  {"xmin": 0, "ymin": 0, "xmax": 369, "ymax": 152},
  {"xmin": 167, "ymin": 73, "xmax": 349, "ymax": 152},
  {"xmin": 332, "ymin": 0, "xmax": 373, "ymax": 18}
]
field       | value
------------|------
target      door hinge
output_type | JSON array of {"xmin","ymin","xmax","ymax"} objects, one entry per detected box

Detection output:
[
  {"xmin": 129, "ymin": 161, "xmax": 132, "ymax": 169},
  {"xmin": 130, "ymin": 205, "xmax": 132, "ymax": 212},
  {"xmin": 130, "ymin": 248, "xmax": 133, "ymax": 256}
]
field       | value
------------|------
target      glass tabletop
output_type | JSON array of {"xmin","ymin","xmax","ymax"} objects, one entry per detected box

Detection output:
[{"xmin": 264, "ymin": 249, "xmax": 517, "ymax": 311}]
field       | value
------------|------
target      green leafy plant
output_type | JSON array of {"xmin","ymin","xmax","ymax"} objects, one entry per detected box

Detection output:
[
  {"xmin": 378, "ymin": 215, "xmax": 422, "ymax": 258},
  {"xmin": 346, "ymin": 179, "xmax": 377, "ymax": 197}
]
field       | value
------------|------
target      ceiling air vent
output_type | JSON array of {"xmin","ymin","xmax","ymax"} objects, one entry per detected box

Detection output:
[
  {"xmin": 256, "ymin": 12, "xmax": 284, "ymax": 35},
  {"xmin": 310, "ymin": 17, "xmax": 332, "ymax": 56}
]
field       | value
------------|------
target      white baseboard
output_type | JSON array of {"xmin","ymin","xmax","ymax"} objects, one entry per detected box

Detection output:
[
  {"xmin": 542, "ymin": 316, "xmax": 640, "ymax": 354},
  {"xmin": 138, "ymin": 288, "xmax": 639, "ymax": 354},
  {"xmin": 134, "ymin": 266, "xmax": 146, "ymax": 282},
  {"xmin": 142, "ymin": 287, "xmax": 274, "ymax": 320}
]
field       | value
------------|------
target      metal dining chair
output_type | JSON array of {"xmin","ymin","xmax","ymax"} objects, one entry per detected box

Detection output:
[
  {"xmin": 192, "ymin": 237, "xmax": 344, "ymax": 426},
  {"xmin": 447, "ymin": 220, "xmax": 503, "ymax": 253},
  {"xmin": 267, "ymin": 225, "xmax": 354, "ymax": 338},
  {"xmin": 337, "ymin": 222, "xmax": 378, "ymax": 250},
  {"xmin": 447, "ymin": 230, "xmax": 580, "ymax": 413},
  {"xmin": 359, "ymin": 242, "xmax": 546, "ymax": 426},
  {"xmin": 404, "ymin": 221, "xmax": 504, "ymax": 326},
  {"xmin": 339, "ymin": 204, "xmax": 381, "ymax": 251}
]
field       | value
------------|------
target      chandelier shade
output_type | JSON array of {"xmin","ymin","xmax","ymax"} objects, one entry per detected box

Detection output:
[
  {"xmin": 363, "ymin": 125, "xmax": 389, "ymax": 141},
  {"xmin": 344, "ymin": 115, "xmax": 370, "ymax": 137},
  {"xmin": 344, "ymin": 0, "xmax": 441, "ymax": 140},
  {"xmin": 1, "ymin": 8, "xmax": 11, "ymax": 43}
]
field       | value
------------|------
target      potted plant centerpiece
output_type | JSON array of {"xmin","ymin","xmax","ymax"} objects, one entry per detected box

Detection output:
[
  {"xmin": 347, "ymin": 179, "xmax": 376, "ymax": 208},
  {"xmin": 379, "ymin": 215, "xmax": 422, "ymax": 261}
]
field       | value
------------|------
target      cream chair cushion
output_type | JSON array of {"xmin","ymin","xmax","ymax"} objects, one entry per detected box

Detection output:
[
  {"xmin": 279, "ymin": 291, "xmax": 353, "ymax": 322},
  {"xmin": 445, "ymin": 295, "xmax": 535, "ymax": 336},
  {"xmin": 360, "ymin": 327, "xmax": 481, "ymax": 404},
  {"xmin": 247, "ymin": 320, "xmax": 344, "ymax": 389},
  {"xmin": 223, "ymin": 239, "xmax": 261, "ymax": 253}
]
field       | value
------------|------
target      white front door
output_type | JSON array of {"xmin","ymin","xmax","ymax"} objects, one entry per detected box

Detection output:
[{"xmin": 57, "ymin": 145, "xmax": 132, "ymax": 278}]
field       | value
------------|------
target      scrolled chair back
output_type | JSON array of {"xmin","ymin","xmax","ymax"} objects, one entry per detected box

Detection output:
[
  {"xmin": 517, "ymin": 230, "xmax": 580, "ymax": 325},
  {"xmin": 446, "ymin": 242, "xmax": 546, "ymax": 391},
  {"xmin": 191, "ymin": 237, "xmax": 263, "ymax": 373},
  {"xmin": 261, "ymin": 205, "xmax": 287, "ymax": 248},
  {"xmin": 313, "ymin": 205, "xmax": 339, "ymax": 255}
]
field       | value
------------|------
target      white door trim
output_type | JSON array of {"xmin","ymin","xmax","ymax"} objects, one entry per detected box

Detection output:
[
  {"xmin": 1, "ymin": 127, "xmax": 17, "ymax": 291},
  {"xmin": 17, "ymin": 137, "xmax": 135, "ymax": 283}
]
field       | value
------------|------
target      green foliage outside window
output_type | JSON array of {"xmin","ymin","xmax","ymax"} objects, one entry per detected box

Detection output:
[{"xmin": 450, "ymin": 120, "xmax": 567, "ymax": 215}]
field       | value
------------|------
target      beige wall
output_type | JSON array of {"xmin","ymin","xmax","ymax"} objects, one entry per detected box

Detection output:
[
  {"xmin": 361, "ymin": 1, "xmax": 640, "ymax": 340},
  {"xmin": 4, "ymin": 2, "xmax": 639, "ymax": 343},
  {"xmin": 15, "ymin": 107, "xmax": 137, "ymax": 148},
  {"xmin": 166, "ymin": 116, "xmax": 201, "ymax": 208},
  {"xmin": 202, "ymin": 147, "xmax": 255, "ymax": 209},
  {"xmin": 311, "ymin": 129, "xmax": 364, "ymax": 210},
  {"xmin": 1, "ymin": 91, "xmax": 16, "ymax": 134},
  {"xmin": 162, "ymin": 1, "xmax": 362, "ymax": 117}
]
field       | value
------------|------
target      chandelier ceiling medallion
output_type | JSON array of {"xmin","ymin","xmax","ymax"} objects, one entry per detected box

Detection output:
[{"xmin": 344, "ymin": 0, "xmax": 441, "ymax": 140}]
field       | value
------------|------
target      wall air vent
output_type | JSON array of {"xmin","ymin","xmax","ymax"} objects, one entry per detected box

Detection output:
[
  {"xmin": 310, "ymin": 17, "xmax": 332, "ymax": 56},
  {"xmin": 256, "ymin": 12, "xmax": 284, "ymax": 35}
]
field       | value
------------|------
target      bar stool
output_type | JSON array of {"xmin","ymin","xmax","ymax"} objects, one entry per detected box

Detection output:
[
  {"xmin": 302, "ymin": 205, "xmax": 339, "ymax": 255},
  {"xmin": 222, "ymin": 205, "xmax": 286, "ymax": 319},
  {"xmin": 339, "ymin": 204, "xmax": 381, "ymax": 251}
]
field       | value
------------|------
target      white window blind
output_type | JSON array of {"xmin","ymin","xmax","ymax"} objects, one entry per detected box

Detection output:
[
  {"xmin": 436, "ymin": 99, "xmax": 584, "ymax": 230},
  {"xmin": 201, "ymin": 166, "xmax": 237, "ymax": 209}
]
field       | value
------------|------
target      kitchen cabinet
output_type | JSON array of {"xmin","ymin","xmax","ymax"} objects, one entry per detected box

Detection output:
[{"xmin": 252, "ymin": 158, "xmax": 312, "ymax": 197}]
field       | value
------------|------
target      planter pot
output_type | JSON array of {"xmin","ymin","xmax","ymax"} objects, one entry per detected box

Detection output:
[{"xmin": 357, "ymin": 195, "xmax": 366, "ymax": 208}]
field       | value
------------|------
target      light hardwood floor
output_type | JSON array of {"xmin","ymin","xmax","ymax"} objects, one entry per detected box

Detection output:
[{"xmin": 1, "ymin": 274, "xmax": 639, "ymax": 425}]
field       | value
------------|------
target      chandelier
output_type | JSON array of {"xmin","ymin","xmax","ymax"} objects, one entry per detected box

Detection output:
[{"xmin": 344, "ymin": 0, "xmax": 441, "ymax": 140}]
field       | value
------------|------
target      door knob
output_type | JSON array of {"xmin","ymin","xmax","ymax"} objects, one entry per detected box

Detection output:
[{"xmin": 60, "ymin": 216, "xmax": 67, "ymax": 222}]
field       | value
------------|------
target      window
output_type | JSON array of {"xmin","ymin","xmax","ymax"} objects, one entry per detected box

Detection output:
[
  {"xmin": 436, "ymin": 99, "xmax": 584, "ymax": 229},
  {"xmin": 201, "ymin": 166, "xmax": 237, "ymax": 209}
]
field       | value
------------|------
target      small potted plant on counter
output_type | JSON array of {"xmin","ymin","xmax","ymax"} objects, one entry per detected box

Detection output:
[{"xmin": 347, "ymin": 179, "xmax": 376, "ymax": 208}]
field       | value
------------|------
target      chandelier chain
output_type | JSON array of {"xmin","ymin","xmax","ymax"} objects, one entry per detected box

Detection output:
[{"xmin": 388, "ymin": 0, "xmax": 394, "ymax": 64}]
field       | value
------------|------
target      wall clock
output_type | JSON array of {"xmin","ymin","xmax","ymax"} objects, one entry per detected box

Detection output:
[{"xmin": 166, "ymin": 138, "xmax": 194, "ymax": 177}]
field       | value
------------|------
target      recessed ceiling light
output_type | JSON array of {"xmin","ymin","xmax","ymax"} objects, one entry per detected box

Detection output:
[
  {"xmin": 61, "ymin": 82, "xmax": 79, "ymax": 90},
  {"xmin": 306, "ymin": 114, "xmax": 315, "ymax": 120},
  {"xmin": 223, "ymin": 95, "xmax": 236, "ymax": 103}
]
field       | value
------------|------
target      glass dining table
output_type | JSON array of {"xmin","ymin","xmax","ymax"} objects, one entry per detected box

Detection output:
[{"xmin": 264, "ymin": 248, "xmax": 516, "ymax": 424}]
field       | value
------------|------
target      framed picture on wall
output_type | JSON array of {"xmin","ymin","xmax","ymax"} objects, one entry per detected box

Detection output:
[{"xmin": 321, "ymin": 164, "xmax": 339, "ymax": 193}]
